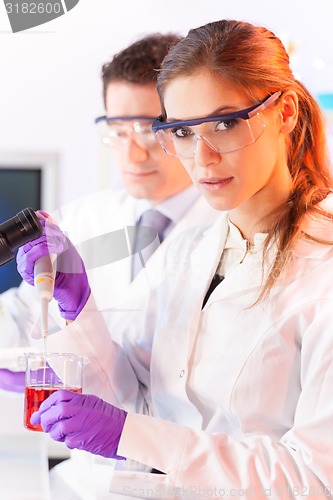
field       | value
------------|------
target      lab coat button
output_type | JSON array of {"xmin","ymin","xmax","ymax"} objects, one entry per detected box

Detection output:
[{"xmin": 180, "ymin": 370, "xmax": 185, "ymax": 378}]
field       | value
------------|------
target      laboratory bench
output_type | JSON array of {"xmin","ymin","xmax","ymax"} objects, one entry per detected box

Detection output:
[{"xmin": 0, "ymin": 391, "xmax": 69, "ymax": 500}]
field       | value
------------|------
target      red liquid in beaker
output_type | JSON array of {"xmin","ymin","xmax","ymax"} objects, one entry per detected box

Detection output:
[{"xmin": 24, "ymin": 386, "xmax": 82, "ymax": 431}]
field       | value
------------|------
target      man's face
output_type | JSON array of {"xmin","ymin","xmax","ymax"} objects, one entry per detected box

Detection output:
[{"xmin": 105, "ymin": 82, "xmax": 192, "ymax": 203}]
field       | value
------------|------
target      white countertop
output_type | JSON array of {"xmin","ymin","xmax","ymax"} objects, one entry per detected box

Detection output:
[{"xmin": 0, "ymin": 391, "xmax": 69, "ymax": 499}]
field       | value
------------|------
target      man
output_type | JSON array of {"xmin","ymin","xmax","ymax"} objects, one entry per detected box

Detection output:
[
  {"xmin": 0, "ymin": 33, "xmax": 218, "ymax": 343},
  {"xmin": 0, "ymin": 34, "xmax": 219, "ymax": 499}
]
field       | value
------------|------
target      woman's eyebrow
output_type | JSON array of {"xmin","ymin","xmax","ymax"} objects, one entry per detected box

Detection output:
[{"xmin": 165, "ymin": 104, "xmax": 248, "ymax": 122}]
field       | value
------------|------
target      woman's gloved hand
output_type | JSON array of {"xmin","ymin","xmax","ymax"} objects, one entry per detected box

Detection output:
[
  {"xmin": 17, "ymin": 214, "xmax": 90, "ymax": 320},
  {"xmin": 0, "ymin": 369, "xmax": 25, "ymax": 392},
  {"xmin": 31, "ymin": 390, "xmax": 127, "ymax": 459}
]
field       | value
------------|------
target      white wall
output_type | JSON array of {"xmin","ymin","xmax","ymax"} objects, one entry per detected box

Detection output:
[{"xmin": 0, "ymin": 0, "xmax": 332, "ymax": 211}]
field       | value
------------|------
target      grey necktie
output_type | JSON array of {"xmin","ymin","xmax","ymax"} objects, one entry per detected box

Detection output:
[{"xmin": 131, "ymin": 209, "xmax": 171, "ymax": 280}]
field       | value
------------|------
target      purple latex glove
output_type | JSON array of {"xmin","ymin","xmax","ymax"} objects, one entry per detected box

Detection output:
[
  {"xmin": 0, "ymin": 364, "xmax": 62, "ymax": 394},
  {"xmin": 31, "ymin": 390, "xmax": 127, "ymax": 459},
  {"xmin": 17, "ymin": 215, "xmax": 90, "ymax": 320},
  {"xmin": 0, "ymin": 369, "xmax": 25, "ymax": 393}
]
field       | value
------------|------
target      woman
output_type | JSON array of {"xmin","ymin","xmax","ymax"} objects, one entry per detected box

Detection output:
[{"xmin": 17, "ymin": 20, "xmax": 333, "ymax": 498}]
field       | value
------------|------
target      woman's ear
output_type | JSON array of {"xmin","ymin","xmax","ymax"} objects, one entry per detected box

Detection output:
[{"xmin": 279, "ymin": 90, "xmax": 298, "ymax": 134}]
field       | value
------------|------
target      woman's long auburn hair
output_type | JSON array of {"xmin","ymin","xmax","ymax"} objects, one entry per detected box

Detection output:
[{"xmin": 157, "ymin": 20, "xmax": 333, "ymax": 300}]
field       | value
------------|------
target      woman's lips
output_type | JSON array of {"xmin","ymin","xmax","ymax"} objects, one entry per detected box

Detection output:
[{"xmin": 198, "ymin": 177, "xmax": 233, "ymax": 191}]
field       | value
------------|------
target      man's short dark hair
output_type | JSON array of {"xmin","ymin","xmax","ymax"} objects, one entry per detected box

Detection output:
[{"xmin": 101, "ymin": 33, "xmax": 181, "ymax": 104}]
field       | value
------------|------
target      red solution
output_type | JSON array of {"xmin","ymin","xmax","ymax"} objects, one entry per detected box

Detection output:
[{"xmin": 24, "ymin": 385, "xmax": 82, "ymax": 431}]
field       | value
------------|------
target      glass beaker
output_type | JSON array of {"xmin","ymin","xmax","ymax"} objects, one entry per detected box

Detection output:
[{"xmin": 24, "ymin": 352, "xmax": 84, "ymax": 431}]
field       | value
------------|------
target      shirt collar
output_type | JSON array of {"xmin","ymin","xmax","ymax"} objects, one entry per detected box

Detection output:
[
  {"xmin": 226, "ymin": 219, "xmax": 268, "ymax": 251},
  {"xmin": 134, "ymin": 185, "xmax": 199, "ymax": 225}
]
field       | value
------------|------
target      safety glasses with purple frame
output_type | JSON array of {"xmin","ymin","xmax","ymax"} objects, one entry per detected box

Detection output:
[{"xmin": 152, "ymin": 91, "xmax": 282, "ymax": 159}]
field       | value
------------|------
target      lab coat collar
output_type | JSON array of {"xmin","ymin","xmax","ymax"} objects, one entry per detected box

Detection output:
[
  {"xmin": 197, "ymin": 195, "xmax": 333, "ymax": 308},
  {"xmin": 189, "ymin": 214, "xmax": 275, "ymax": 308}
]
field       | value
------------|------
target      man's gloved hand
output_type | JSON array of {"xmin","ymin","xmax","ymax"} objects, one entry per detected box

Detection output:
[
  {"xmin": 0, "ymin": 369, "xmax": 25, "ymax": 393},
  {"xmin": 31, "ymin": 390, "xmax": 127, "ymax": 459},
  {"xmin": 17, "ymin": 215, "xmax": 90, "ymax": 320},
  {"xmin": 0, "ymin": 363, "xmax": 63, "ymax": 394}
]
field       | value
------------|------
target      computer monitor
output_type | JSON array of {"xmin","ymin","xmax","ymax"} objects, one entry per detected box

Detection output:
[{"xmin": 0, "ymin": 152, "xmax": 58, "ymax": 293}]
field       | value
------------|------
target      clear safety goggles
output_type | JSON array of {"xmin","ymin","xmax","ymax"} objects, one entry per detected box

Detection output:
[
  {"xmin": 152, "ymin": 91, "xmax": 282, "ymax": 159},
  {"xmin": 94, "ymin": 116, "xmax": 158, "ymax": 148}
]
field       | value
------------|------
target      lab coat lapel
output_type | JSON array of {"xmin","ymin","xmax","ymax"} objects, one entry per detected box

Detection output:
[
  {"xmin": 188, "ymin": 226, "xmax": 273, "ymax": 409},
  {"xmin": 188, "ymin": 212, "xmax": 267, "ymax": 306},
  {"xmin": 189, "ymin": 213, "xmax": 230, "ymax": 291},
  {"xmin": 185, "ymin": 215, "xmax": 275, "ymax": 406},
  {"xmin": 204, "ymin": 238, "xmax": 275, "ymax": 307},
  {"xmin": 185, "ymin": 214, "xmax": 230, "ymax": 364},
  {"xmin": 150, "ymin": 215, "xmax": 228, "ymax": 427}
]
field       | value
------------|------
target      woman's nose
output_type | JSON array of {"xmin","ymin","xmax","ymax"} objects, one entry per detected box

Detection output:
[{"xmin": 193, "ymin": 135, "xmax": 221, "ymax": 165}]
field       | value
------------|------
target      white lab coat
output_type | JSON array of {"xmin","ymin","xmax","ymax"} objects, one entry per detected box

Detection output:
[
  {"xmin": 48, "ymin": 195, "xmax": 333, "ymax": 499},
  {"xmin": 0, "ymin": 187, "xmax": 219, "ymax": 345},
  {"xmin": 0, "ymin": 187, "xmax": 219, "ymax": 499}
]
